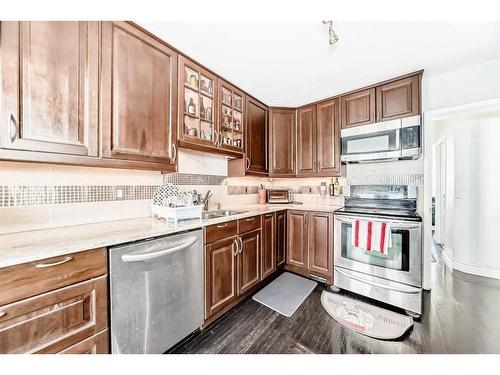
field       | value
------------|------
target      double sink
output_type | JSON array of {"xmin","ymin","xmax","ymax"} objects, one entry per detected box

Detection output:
[{"xmin": 202, "ymin": 210, "xmax": 248, "ymax": 220}]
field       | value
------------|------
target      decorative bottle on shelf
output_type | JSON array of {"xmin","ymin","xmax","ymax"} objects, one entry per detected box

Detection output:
[
  {"xmin": 208, "ymin": 81, "xmax": 213, "ymax": 95},
  {"xmin": 200, "ymin": 101, "xmax": 206, "ymax": 119},
  {"xmin": 187, "ymin": 98, "xmax": 196, "ymax": 115},
  {"xmin": 333, "ymin": 178, "xmax": 341, "ymax": 196},
  {"xmin": 329, "ymin": 178, "xmax": 335, "ymax": 196}
]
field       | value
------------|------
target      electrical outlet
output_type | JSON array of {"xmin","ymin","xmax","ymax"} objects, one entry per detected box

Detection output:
[{"xmin": 115, "ymin": 187, "xmax": 124, "ymax": 200}]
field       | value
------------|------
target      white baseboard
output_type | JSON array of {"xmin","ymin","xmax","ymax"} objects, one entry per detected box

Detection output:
[
  {"xmin": 452, "ymin": 259, "xmax": 500, "ymax": 280},
  {"xmin": 441, "ymin": 247, "xmax": 500, "ymax": 280}
]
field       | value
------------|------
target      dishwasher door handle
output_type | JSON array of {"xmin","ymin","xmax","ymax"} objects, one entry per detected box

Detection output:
[{"xmin": 121, "ymin": 236, "xmax": 198, "ymax": 263}]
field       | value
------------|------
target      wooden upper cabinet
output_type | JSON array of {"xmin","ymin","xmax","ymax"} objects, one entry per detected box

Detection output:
[
  {"xmin": 269, "ymin": 108, "xmax": 296, "ymax": 177},
  {"xmin": 100, "ymin": 22, "xmax": 177, "ymax": 166},
  {"xmin": 376, "ymin": 75, "xmax": 420, "ymax": 122},
  {"xmin": 286, "ymin": 210, "xmax": 308, "ymax": 270},
  {"xmin": 340, "ymin": 88, "xmax": 376, "ymax": 129},
  {"xmin": 245, "ymin": 97, "xmax": 268, "ymax": 175},
  {"xmin": 316, "ymin": 99, "xmax": 340, "ymax": 176},
  {"xmin": 238, "ymin": 230, "xmax": 261, "ymax": 295},
  {"xmin": 178, "ymin": 55, "xmax": 218, "ymax": 150},
  {"xmin": 308, "ymin": 212, "xmax": 333, "ymax": 279},
  {"xmin": 275, "ymin": 210, "xmax": 287, "ymax": 267},
  {"xmin": 0, "ymin": 21, "xmax": 99, "ymax": 156},
  {"xmin": 296, "ymin": 105, "xmax": 316, "ymax": 177},
  {"xmin": 218, "ymin": 79, "xmax": 245, "ymax": 154}
]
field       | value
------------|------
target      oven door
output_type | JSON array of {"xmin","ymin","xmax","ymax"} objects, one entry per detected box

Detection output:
[
  {"xmin": 341, "ymin": 120, "xmax": 401, "ymax": 162},
  {"xmin": 334, "ymin": 214, "xmax": 421, "ymax": 287}
]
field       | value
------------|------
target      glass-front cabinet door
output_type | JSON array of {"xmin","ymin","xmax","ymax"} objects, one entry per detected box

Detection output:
[
  {"xmin": 218, "ymin": 79, "xmax": 244, "ymax": 153},
  {"xmin": 178, "ymin": 56, "xmax": 217, "ymax": 148}
]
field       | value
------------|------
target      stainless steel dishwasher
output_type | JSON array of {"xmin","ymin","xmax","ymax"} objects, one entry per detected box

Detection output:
[{"xmin": 109, "ymin": 229, "xmax": 203, "ymax": 354}]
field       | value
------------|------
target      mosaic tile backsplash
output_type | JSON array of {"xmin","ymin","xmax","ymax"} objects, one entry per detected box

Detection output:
[
  {"xmin": 163, "ymin": 173, "xmax": 226, "ymax": 186},
  {"xmin": 0, "ymin": 185, "xmax": 158, "ymax": 207},
  {"xmin": 0, "ymin": 173, "xmax": 228, "ymax": 207}
]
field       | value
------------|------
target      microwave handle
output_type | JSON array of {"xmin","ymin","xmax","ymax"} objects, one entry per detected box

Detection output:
[
  {"xmin": 395, "ymin": 127, "xmax": 401, "ymax": 149},
  {"xmin": 335, "ymin": 215, "xmax": 421, "ymax": 229}
]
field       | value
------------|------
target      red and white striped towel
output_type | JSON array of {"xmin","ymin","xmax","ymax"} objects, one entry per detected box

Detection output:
[{"xmin": 351, "ymin": 220, "xmax": 392, "ymax": 254}]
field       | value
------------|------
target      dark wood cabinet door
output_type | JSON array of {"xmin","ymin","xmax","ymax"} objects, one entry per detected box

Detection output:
[
  {"xmin": 269, "ymin": 108, "xmax": 296, "ymax": 176},
  {"xmin": 376, "ymin": 75, "xmax": 420, "ymax": 122},
  {"xmin": 0, "ymin": 276, "xmax": 107, "ymax": 354},
  {"xmin": 308, "ymin": 212, "xmax": 333, "ymax": 278},
  {"xmin": 296, "ymin": 105, "xmax": 316, "ymax": 176},
  {"xmin": 286, "ymin": 210, "xmax": 308, "ymax": 270},
  {"xmin": 316, "ymin": 99, "xmax": 340, "ymax": 176},
  {"xmin": 218, "ymin": 79, "xmax": 245, "ymax": 155},
  {"xmin": 340, "ymin": 88, "xmax": 376, "ymax": 129},
  {"xmin": 275, "ymin": 210, "xmax": 287, "ymax": 267},
  {"xmin": 205, "ymin": 237, "xmax": 237, "ymax": 318},
  {"xmin": 177, "ymin": 55, "xmax": 219, "ymax": 150},
  {"xmin": 100, "ymin": 22, "xmax": 177, "ymax": 165},
  {"xmin": 261, "ymin": 213, "xmax": 276, "ymax": 280},
  {"xmin": 238, "ymin": 230, "xmax": 261, "ymax": 295},
  {"xmin": 0, "ymin": 22, "xmax": 99, "ymax": 156},
  {"xmin": 245, "ymin": 97, "xmax": 268, "ymax": 175}
]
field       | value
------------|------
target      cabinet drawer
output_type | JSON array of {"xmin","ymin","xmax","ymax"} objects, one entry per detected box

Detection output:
[
  {"xmin": 238, "ymin": 215, "xmax": 261, "ymax": 234},
  {"xmin": 204, "ymin": 220, "xmax": 237, "ymax": 244},
  {"xmin": 0, "ymin": 248, "xmax": 107, "ymax": 306},
  {"xmin": 59, "ymin": 329, "xmax": 109, "ymax": 354},
  {"xmin": 0, "ymin": 275, "xmax": 108, "ymax": 354}
]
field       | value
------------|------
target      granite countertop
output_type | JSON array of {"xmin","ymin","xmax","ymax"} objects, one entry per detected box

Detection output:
[{"xmin": 0, "ymin": 203, "xmax": 342, "ymax": 269}]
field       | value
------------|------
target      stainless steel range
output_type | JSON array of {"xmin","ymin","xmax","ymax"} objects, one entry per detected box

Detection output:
[{"xmin": 333, "ymin": 185, "xmax": 422, "ymax": 317}]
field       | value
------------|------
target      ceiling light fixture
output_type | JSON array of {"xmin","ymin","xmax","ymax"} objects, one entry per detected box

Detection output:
[{"xmin": 322, "ymin": 20, "xmax": 339, "ymax": 45}]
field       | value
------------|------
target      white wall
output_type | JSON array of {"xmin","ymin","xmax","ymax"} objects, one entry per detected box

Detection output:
[
  {"xmin": 432, "ymin": 107, "xmax": 500, "ymax": 279},
  {"xmin": 423, "ymin": 57, "xmax": 500, "ymax": 112}
]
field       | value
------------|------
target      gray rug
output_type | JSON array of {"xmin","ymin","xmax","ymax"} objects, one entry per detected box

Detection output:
[
  {"xmin": 321, "ymin": 291, "xmax": 413, "ymax": 340},
  {"xmin": 252, "ymin": 272, "xmax": 317, "ymax": 317}
]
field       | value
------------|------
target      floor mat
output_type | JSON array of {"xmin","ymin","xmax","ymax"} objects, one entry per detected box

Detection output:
[
  {"xmin": 321, "ymin": 291, "xmax": 413, "ymax": 340},
  {"xmin": 252, "ymin": 272, "xmax": 317, "ymax": 317}
]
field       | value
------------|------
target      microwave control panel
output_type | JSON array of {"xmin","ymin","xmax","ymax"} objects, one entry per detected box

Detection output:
[{"xmin": 401, "ymin": 126, "xmax": 420, "ymax": 149}]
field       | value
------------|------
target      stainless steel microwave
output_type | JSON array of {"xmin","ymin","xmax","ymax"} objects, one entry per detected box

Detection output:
[{"xmin": 341, "ymin": 115, "xmax": 421, "ymax": 163}]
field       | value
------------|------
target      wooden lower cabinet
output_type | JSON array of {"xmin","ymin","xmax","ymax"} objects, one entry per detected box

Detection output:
[
  {"xmin": 261, "ymin": 213, "xmax": 276, "ymax": 280},
  {"xmin": 286, "ymin": 210, "xmax": 334, "ymax": 284},
  {"xmin": 0, "ymin": 275, "xmax": 108, "ymax": 354},
  {"xmin": 308, "ymin": 212, "xmax": 334, "ymax": 278},
  {"xmin": 287, "ymin": 210, "xmax": 308, "ymax": 270},
  {"xmin": 238, "ymin": 230, "xmax": 261, "ymax": 295},
  {"xmin": 276, "ymin": 210, "xmax": 287, "ymax": 267},
  {"xmin": 59, "ymin": 329, "xmax": 109, "ymax": 354},
  {"xmin": 205, "ymin": 237, "xmax": 238, "ymax": 318}
]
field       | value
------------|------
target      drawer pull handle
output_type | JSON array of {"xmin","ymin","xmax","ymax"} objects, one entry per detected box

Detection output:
[
  {"xmin": 216, "ymin": 224, "xmax": 228, "ymax": 228},
  {"xmin": 0, "ymin": 311, "xmax": 6, "ymax": 318},
  {"xmin": 245, "ymin": 218, "xmax": 255, "ymax": 222},
  {"xmin": 35, "ymin": 256, "xmax": 74, "ymax": 269}
]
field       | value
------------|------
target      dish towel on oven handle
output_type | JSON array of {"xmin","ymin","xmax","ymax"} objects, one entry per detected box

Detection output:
[{"xmin": 351, "ymin": 219, "xmax": 392, "ymax": 254}]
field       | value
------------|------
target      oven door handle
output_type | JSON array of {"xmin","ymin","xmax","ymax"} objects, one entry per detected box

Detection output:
[
  {"xmin": 336, "ymin": 267, "xmax": 421, "ymax": 294},
  {"xmin": 335, "ymin": 215, "xmax": 421, "ymax": 229}
]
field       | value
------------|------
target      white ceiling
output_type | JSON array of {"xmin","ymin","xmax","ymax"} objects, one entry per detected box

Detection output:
[{"xmin": 139, "ymin": 21, "xmax": 500, "ymax": 107}]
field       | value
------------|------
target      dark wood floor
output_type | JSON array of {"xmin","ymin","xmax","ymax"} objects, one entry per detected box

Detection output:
[{"xmin": 172, "ymin": 247, "xmax": 500, "ymax": 354}]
